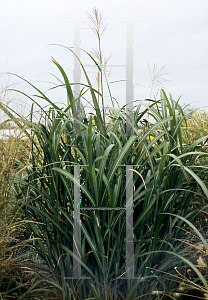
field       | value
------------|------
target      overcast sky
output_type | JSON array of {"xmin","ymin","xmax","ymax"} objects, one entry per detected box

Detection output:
[{"xmin": 0, "ymin": 0, "xmax": 208, "ymax": 119}]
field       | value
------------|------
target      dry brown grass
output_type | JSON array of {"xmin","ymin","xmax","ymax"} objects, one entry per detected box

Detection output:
[
  {"xmin": 182, "ymin": 109, "xmax": 208, "ymax": 150},
  {"xmin": 0, "ymin": 83, "xmax": 39, "ymax": 297}
]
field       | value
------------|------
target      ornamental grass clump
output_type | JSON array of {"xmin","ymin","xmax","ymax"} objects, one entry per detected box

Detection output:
[
  {"xmin": 1, "ymin": 61, "xmax": 208, "ymax": 300},
  {"xmin": 1, "ymin": 7, "xmax": 208, "ymax": 300}
]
